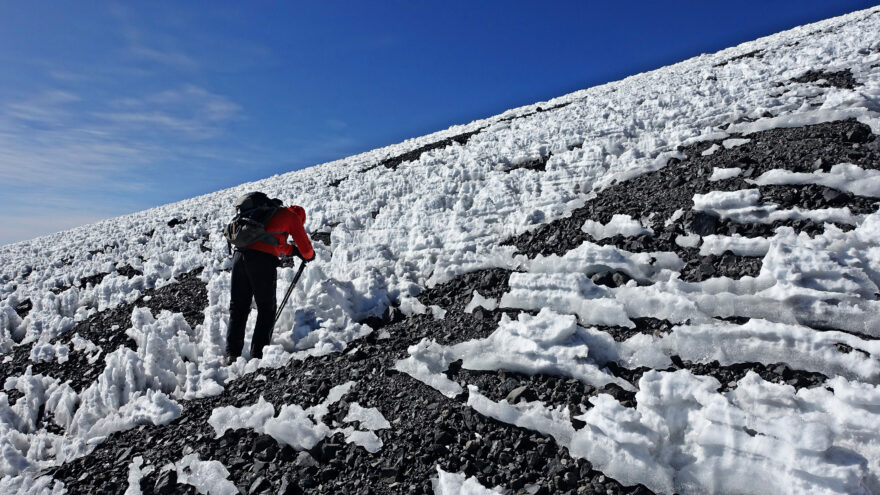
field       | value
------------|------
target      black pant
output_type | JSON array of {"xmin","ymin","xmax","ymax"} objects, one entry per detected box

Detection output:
[{"xmin": 227, "ymin": 249, "xmax": 278, "ymax": 359}]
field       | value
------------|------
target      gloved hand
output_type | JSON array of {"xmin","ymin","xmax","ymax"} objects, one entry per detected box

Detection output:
[
  {"xmin": 289, "ymin": 244, "xmax": 312, "ymax": 262},
  {"xmin": 288, "ymin": 244, "xmax": 302, "ymax": 259}
]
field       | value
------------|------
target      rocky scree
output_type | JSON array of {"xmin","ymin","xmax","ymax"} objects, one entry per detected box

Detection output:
[
  {"xmin": 789, "ymin": 68, "xmax": 860, "ymax": 89},
  {"xmin": 502, "ymin": 119, "xmax": 879, "ymax": 283},
  {"xmin": 43, "ymin": 263, "xmax": 838, "ymax": 493},
  {"xmin": 46, "ymin": 268, "xmax": 655, "ymax": 494}
]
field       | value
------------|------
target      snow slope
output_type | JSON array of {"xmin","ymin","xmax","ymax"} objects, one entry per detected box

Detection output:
[{"xmin": 2, "ymin": 6, "xmax": 880, "ymax": 494}]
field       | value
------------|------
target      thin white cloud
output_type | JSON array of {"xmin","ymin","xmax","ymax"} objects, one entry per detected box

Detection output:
[
  {"xmin": 0, "ymin": 4, "xmax": 260, "ymax": 244},
  {"xmin": 129, "ymin": 45, "xmax": 199, "ymax": 69},
  {"xmin": 0, "ymin": 81, "xmax": 244, "ymax": 200},
  {"xmin": 48, "ymin": 70, "xmax": 93, "ymax": 82},
  {"xmin": 95, "ymin": 84, "xmax": 242, "ymax": 138},
  {"xmin": 4, "ymin": 90, "xmax": 81, "ymax": 123},
  {"xmin": 116, "ymin": 11, "xmax": 199, "ymax": 70},
  {"xmin": 327, "ymin": 119, "xmax": 348, "ymax": 130}
]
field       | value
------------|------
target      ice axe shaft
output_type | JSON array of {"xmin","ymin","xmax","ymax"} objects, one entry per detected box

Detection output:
[{"xmin": 275, "ymin": 261, "xmax": 306, "ymax": 325}]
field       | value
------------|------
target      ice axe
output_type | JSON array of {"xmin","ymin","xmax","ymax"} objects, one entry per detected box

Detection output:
[{"xmin": 274, "ymin": 261, "xmax": 306, "ymax": 326}]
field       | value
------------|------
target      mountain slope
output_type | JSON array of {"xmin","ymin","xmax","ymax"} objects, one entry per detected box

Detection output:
[{"xmin": 2, "ymin": 6, "xmax": 880, "ymax": 494}]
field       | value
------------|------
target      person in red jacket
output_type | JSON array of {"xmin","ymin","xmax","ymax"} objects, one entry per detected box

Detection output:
[{"xmin": 226, "ymin": 195, "xmax": 315, "ymax": 362}]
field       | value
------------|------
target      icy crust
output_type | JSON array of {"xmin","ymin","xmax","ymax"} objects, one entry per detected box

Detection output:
[
  {"xmin": 124, "ymin": 456, "xmax": 153, "ymax": 495},
  {"xmin": 0, "ymin": 5, "xmax": 878, "ymax": 493},
  {"xmin": 751, "ymin": 163, "xmax": 880, "ymax": 197},
  {"xmin": 692, "ymin": 188, "xmax": 862, "ymax": 225},
  {"xmin": 396, "ymin": 307, "xmax": 880, "ymax": 494},
  {"xmin": 656, "ymin": 319, "xmax": 880, "ymax": 381},
  {"xmin": 432, "ymin": 466, "xmax": 503, "ymax": 494},
  {"xmin": 171, "ymin": 453, "xmax": 237, "ymax": 495},
  {"xmin": 396, "ymin": 310, "xmax": 634, "ymax": 399},
  {"xmin": 207, "ymin": 382, "xmax": 388, "ymax": 454},
  {"xmin": 581, "ymin": 214, "xmax": 652, "ymax": 240},
  {"xmin": 464, "ymin": 371, "xmax": 880, "ymax": 495},
  {"xmin": 504, "ymin": 212, "xmax": 880, "ymax": 337},
  {"xmin": 0, "ymin": 473, "xmax": 65, "ymax": 495}
]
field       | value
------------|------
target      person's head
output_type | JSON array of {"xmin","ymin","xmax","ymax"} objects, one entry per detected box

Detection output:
[
  {"xmin": 235, "ymin": 191, "xmax": 268, "ymax": 210},
  {"xmin": 235, "ymin": 191, "xmax": 282, "ymax": 210}
]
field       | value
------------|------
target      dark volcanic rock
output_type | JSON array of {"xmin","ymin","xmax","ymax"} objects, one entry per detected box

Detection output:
[
  {"xmin": 311, "ymin": 232, "xmax": 331, "ymax": 246},
  {"xmin": 790, "ymin": 68, "xmax": 860, "ymax": 89},
  {"xmin": 14, "ymin": 298, "xmax": 33, "ymax": 318},
  {"xmin": 78, "ymin": 272, "xmax": 109, "ymax": 289},
  {"xmin": 116, "ymin": 265, "xmax": 143, "ymax": 279},
  {"xmin": 498, "ymin": 101, "xmax": 573, "ymax": 123},
  {"xmin": 713, "ymin": 49, "xmax": 764, "ymax": 67},
  {"xmin": 329, "ymin": 128, "xmax": 486, "ymax": 188},
  {"xmin": 677, "ymin": 359, "xmax": 828, "ymax": 392},
  {"xmin": 592, "ymin": 318, "xmax": 675, "ymax": 342},
  {"xmin": 505, "ymin": 153, "xmax": 552, "ymax": 173},
  {"xmin": 417, "ymin": 268, "xmax": 514, "ymax": 312},
  {"xmin": 367, "ymin": 129, "xmax": 485, "ymax": 174}
]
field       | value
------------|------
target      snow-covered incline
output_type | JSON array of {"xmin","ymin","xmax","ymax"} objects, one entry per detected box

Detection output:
[{"xmin": 2, "ymin": 6, "xmax": 880, "ymax": 495}]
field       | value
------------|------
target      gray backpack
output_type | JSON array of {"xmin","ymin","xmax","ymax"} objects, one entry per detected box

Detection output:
[{"xmin": 223, "ymin": 192, "xmax": 284, "ymax": 250}]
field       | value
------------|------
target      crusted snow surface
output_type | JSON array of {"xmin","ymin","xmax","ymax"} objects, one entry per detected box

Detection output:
[
  {"xmin": 751, "ymin": 163, "xmax": 880, "ymax": 197},
  {"xmin": 581, "ymin": 214, "xmax": 653, "ymax": 240},
  {"xmin": 432, "ymin": 466, "xmax": 504, "ymax": 494},
  {"xmin": 708, "ymin": 167, "xmax": 743, "ymax": 181},
  {"xmin": 0, "ymin": 5, "xmax": 879, "ymax": 494},
  {"xmin": 173, "ymin": 453, "xmax": 237, "ymax": 495},
  {"xmin": 692, "ymin": 188, "xmax": 862, "ymax": 225},
  {"xmin": 465, "ymin": 373, "xmax": 880, "ymax": 495},
  {"xmin": 463, "ymin": 290, "xmax": 499, "ymax": 314},
  {"xmin": 123, "ymin": 456, "xmax": 153, "ymax": 495},
  {"xmin": 206, "ymin": 381, "xmax": 385, "ymax": 453},
  {"xmin": 342, "ymin": 402, "xmax": 391, "ymax": 431}
]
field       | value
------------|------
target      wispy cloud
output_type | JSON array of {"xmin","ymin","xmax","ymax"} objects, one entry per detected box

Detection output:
[
  {"xmin": 128, "ymin": 45, "xmax": 198, "ymax": 69},
  {"xmin": 112, "ymin": 3, "xmax": 200, "ymax": 71},
  {"xmin": 48, "ymin": 70, "xmax": 93, "ymax": 83},
  {"xmin": 4, "ymin": 90, "xmax": 80, "ymax": 124},
  {"xmin": 327, "ymin": 119, "xmax": 348, "ymax": 130},
  {"xmin": 0, "ymin": 4, "xmax": 271, "ymax": 245},
  {"xmin": 97, "ymin": 84, "xmax": 242, "ymax": 139},
  {"xmin": 0, "ymin": 80, "xmax": 248, "ymax": 245}
]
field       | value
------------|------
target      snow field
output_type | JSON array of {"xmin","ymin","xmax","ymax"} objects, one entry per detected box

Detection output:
[{"xmin": 0, "ymin": 5, "xmax": 879, "ymax": 493}]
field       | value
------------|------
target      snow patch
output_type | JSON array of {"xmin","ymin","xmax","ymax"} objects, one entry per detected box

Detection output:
[
  {"xmin": 582, "ymin": 214, "xmax": 653, "ymax": 240},
  {"xmin": 709, "ymin": 167, "xmax": 743, "ymax": 182}
]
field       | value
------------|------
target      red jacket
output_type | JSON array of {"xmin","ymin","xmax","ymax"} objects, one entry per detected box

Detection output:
[{"xmin": 246, "ymin": 206, "xmax": 315, "ymax": 260}]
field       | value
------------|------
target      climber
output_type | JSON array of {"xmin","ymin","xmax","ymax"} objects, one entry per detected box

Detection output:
[{"xmin": 223, "ymin": 191, "xmax": 315, "ymax": 362}]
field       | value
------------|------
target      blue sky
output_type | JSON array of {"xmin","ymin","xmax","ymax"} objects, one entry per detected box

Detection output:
[{"xmin": 1, "ymin": 1, "xmax": 876, "ymax": 245}]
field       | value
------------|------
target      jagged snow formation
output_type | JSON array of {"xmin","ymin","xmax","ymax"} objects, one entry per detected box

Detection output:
[
  {"xmin": 206, "ymin": 382, "xmax": 387, "ymax": 453},
  {"xmin": 432, "ymin": 466, "xmax": 503, "ymax": 494},
  {"xmin": 0, "ymin": 5, "xmax": 880, "ymax": 494},
  {"xmin": 171, "ymin": 453, "xmax": 237, "ymax": 495}
]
